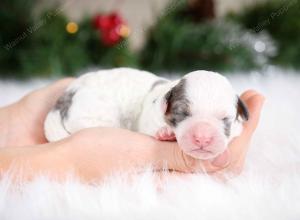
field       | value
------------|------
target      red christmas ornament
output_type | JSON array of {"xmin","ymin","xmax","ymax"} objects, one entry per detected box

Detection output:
[
  {"xmin": 92, "ymin": 12, "xmax": 129, "ymax": 46},
  {"xmin": 109, "ymin": 13, "xmax": 123, "ymax": 27},
  {"xmin": 102, "ymin": 29, "xmax": 121, "ymax": 46}
]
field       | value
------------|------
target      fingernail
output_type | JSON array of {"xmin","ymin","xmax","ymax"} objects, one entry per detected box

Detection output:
[{"xmin": 211, "ymin": 149, "xmax": 230, "ymax": 168}]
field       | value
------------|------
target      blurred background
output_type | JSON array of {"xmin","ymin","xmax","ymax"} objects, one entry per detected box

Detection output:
[{"xmin": 0, "ymin": 0, "xmax": 299, "ymax": 78}]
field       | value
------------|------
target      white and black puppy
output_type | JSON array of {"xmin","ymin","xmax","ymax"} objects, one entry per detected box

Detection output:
[{"xmin": 44, "ymin": 68, "xmax": 248, "ymax": 160}]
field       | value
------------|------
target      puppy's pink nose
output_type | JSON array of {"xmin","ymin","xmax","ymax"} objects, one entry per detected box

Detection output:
[
  {"xmin": 193, "ymin": 135, "xmax": 213, "ymax": 149},
  {"xmin": 190, "ymin": 122, "xmax": 216, "ymax": 151}
]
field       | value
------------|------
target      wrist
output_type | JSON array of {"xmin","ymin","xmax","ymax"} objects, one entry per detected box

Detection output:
[
  {"xmin": 0, "ymin": 142, "xmax": 75, "ymax": 181},
  {"xmin": 28, "ymin": 142, "xmax": 74, "ymax": 180},
  {"xmin": 0, "ymin": 103, "xmax": 18, "ymax": 147},
  {"xmin": 38, "ymin": 141, "xmax": 76, "ymax": 179}
]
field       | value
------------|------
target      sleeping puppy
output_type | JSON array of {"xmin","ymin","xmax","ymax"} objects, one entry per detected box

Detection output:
[{"xmin": 44, "ymin": 68, "xmax": 248, "ymax": 160}]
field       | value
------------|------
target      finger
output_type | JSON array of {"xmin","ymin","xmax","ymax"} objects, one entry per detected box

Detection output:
[
  {"xmin": 242, "ymin": 94, "xmax": 265, "ymax": 135},
  {"xmin": 240, "ymin": 89, "xmax": 259, "ymax": 101},
  {"xmin": 42, "ymin": 78, "xmax": 75, "ymax": 98},
  {"xmin": 211, "ymin": 148, "xmax": 231, "ymax": 168},
  {"xmin": 194, "ymin": 91, "xmax": 264, "ymax": 173},
  {"xmin": 177, "ymin": 150, "xmax": 231, "ymax": 174},
  {"xmin": 199, "ymin": 149, "xmax": 231, "ymax": 173},
  {"xmin": 226, "ymin": 94, "xmax": 264, "ymax": 164},
  {"xmin": 39, "ymin": 78, "xmax": 75, "ymax": 107},
  {"xmin": 170, "ymin": 145, "xmax": 212, "ymax": 173}
]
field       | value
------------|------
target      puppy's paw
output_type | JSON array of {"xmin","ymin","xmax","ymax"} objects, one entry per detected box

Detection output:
[{"xmin": 155, "ymin": 126, "xmax": 176, "ymax": 141}]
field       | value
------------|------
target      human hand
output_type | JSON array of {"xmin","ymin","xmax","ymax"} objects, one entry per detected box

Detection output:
[
  {"xmin": 59, "ymin": 90, "xmax": 264, "ymax": 181},
  {"xmin": 168, "ymin": 90, "xmax": 265, "ymax": 175},
  {"xmin": 0, "ymin": 78, "xmax": 74, "ymax": 147},
  {"xmin": 0, "ymin": 80, "xmax": 264, "ymax": 182}
]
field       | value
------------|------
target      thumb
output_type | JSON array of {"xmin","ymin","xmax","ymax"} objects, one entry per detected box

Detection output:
[
  {"xmin": 242, "ymin": 94, "xmax": 265, "ymax": 136},
  {"xmin": 42, "ymin": 78, "xmax": 74, "ymax": 99},
  {"xmin": 211, "ymin": 149, "xmax": 230, "ymax": 168},
  {"xmin": 37, "ymin": 78, "xmax": 75, "ymax": 109}
]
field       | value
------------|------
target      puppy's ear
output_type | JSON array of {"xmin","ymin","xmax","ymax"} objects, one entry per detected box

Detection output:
[{"xmin": 236, "ymin": 96, "xmax": 249, "ymax": 121}]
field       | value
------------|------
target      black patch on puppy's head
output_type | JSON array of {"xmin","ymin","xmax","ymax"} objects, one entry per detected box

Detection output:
[{"xmin": 164, "ymin": 79, "xmax": 191, "ymax": 127}]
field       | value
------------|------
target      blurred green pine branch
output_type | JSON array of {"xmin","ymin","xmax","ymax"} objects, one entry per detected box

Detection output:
[
  {"xmin": 227, "ymin": 0, "xmax": 300, "ymax": 68},
  {"xmin": 1, "ymin": 0, "xmax": 300, "ymax": 78},
  {"xmin": 0, "ymin": 0, "xmax": 137, "ymax": 79},
  {"xmin": 140, "ymin": 0, "xmax": 274, "ymax": 73}
]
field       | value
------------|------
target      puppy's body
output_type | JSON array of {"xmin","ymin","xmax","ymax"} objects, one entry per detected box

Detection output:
[
  {"xmin": 45, "ymin": 68, "xmax": 248, "ymax": 159},
  {"xmin": 45, "ymin": 68, "xmax": 173, "ymax": 140}
]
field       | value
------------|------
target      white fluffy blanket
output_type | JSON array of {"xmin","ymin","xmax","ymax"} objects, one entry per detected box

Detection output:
[{"xmin": 0, "ymin": 67, "xmax": 300, "ymax": 220}]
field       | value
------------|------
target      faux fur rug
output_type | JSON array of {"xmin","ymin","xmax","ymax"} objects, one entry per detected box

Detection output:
[{"xmin": 0, "ymin": 67, "xmax": 299, "ymax": 220}]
